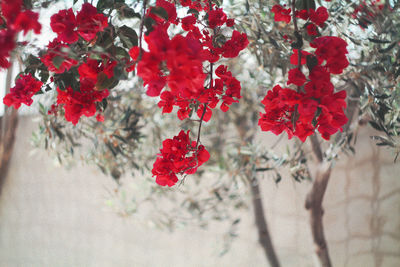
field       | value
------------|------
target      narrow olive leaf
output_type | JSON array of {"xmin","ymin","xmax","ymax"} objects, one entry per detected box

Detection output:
[
  {"xmin": 369, "ymin": 121, "xmax": 383, "ymax": 131},
  {"xmin": 368, "ymin": 38, "xmax": 391, "ymax": 44},
  {"xmin": 118, "ymin": 26, "xmax": 138, "ymax": 48},
  {"xmin": 150, "ymin": 6, "xmax": 168, "ymax": 21},
  {"xmin": 378, "ymin": 42, "xmax": 397, "ymax": 53},
  {"xmin": 275, "ymin": 173, "xmax": 282, "ymax": 184}
]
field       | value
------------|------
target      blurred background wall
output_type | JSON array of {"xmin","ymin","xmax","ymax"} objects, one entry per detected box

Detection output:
[{"xmin": 0, "ymin": 116, "xmax": 399, "ymax": 267}]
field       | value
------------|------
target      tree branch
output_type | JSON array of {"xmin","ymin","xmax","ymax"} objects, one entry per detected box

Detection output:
[
  {"xmin": 249, "ymin": 175, "xmax": 281, "ymax": 267},
  {"xmin": 0, "ymin": 61, "xmax": 19, "ymax": 195},
  {"xmin": 305, "ymin": 135, "xmax": 332, "ymax": 267}
]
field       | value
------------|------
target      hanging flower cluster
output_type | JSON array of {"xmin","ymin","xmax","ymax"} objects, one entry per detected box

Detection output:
[
  {"xmin": 0, "ymin": 0, "xmax": 41, "ymax": 69},
  {"xmin": 3, "ymin": 3, "xmax": 111, "ymax": 125},
  {"xmin": 130, "ymin": 0, "xmax": 248, "ymax": 123},
  {"xmin": 259, "ymin": 3, "xmax": 349, "ymax": 141},
  {"xmin": 126, "ymin": 0, "xmax": 248, "ymax": 186},
  {"xmin": 3, "ymin": 74, "xmax": 43, "ymax": 109},
  {"xmin": 152, "ymin": 130, "xmax": 210, "ymax": 186},
  {"xmin": 2, "ymin": 1, "xmax": 248, "ymax": 186}
]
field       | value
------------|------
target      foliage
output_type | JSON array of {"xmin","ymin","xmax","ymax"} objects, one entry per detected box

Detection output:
[{"xmin": 1, "ymin": 0, "xmax": 400, "ymax": 261}]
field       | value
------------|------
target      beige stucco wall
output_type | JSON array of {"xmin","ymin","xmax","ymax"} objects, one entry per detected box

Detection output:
[{"xmin": 0, "ymin": 116, "xmax": 399, "ymax": 267}]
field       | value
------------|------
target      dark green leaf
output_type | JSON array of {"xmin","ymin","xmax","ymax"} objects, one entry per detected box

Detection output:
[
  {"xmin": 150, "ymin": 6, "xmax": 168, "ymax": 20},
  {"xmin": 118, "ymin": 25, "xmax": 138, "ymax": 48},
  {"xmin": 52, "ymin": 56, "xmax": 64, "ymax": 70},
  {"xmin": 119, "ymin": 5, "xmax": 141, "ymax": 19},
  {"xmin": 368, "ymin": 38, "xmax": 391, "ymax": 44},
  {"xmin": 144, "ymin": 17, "xmax": 156, "ymax": 35},
  {"xmin": 187, "ymin": 8, "xmax": 199, "ymax": 17},
  {"xmin": 369, "ymin": 121, "xmax": 383, "ymax": 131},
  {"xmin": 97, "ymin": 0, "xmax": 114, "ymax": 11},
  {"xmin": 306, "ymin": 54, "xmax": 318, "ymax": 72}
]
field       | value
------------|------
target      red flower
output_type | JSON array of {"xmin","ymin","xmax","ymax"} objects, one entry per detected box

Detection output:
[
  {"xmin": 309, "ymin": 7, "xmax": 329, "ymax": 27},
  {"xmin": 290, "ymin": 49, "xmax": 311, "ymax": 65},
  {"xmin": 271, "ymin": 5, "xmax": 291, "ymax": 24},
  {"xmin": 50, "ymin": 9, "xmax": 79, "ymax": 44},
  {"xmin": 288, "ymin": 68, "xmax": 307, "ymax": 86},
  {"xmin": 0, "ymin": 29, "xmax": 16, "ymax": 69},
  {"xmin": 222, "ymin": 30, "xmax": 249, "ymax": 58},
  {"xmin": 147, "ymin": 0, "xmax": 178, "ymax": 25},
  {"xmin": 226, "ymin": 18, "xmax": 235, "ymax": 27},
  {"xmin": 78, "ymin": 58, "xmax": 117, "ymax": 85},
  {"xmin": 306, "ymin": 23, "xmax": 318, "ymax": 36},
  {"xmin": 1, "ymin": 0, "xmax": 22, "ymax": 24},
  {"xmin": 311, "ymin": 36, "xmax": 349, "ymax": 74},
  {"xmin": 3, "ymin": 74, "xmax": 43, "ymax": 109},
  {"xmin": 152, "ymin": 130, "xmax": 210, "ymax": 186},
  {"xmin": 56, "ymin": 80, "xmax": 109, "ymax": 125},
  {"xmin": 76, "ymin": 3, "xmax": 108, "ymax": 42},
  {"xmin": 208, "ymin": 8, "xmax": 227, "ymax": 28},
  {"xmin": 41, "ymin": 39, "xmax": 79, "ymax": 73},
  {"xmin": 181, "ymin": 15, "xmax": 197, "ymax": 31},
  {"xmin": 96, "ymin": 114, "xmax": 105, "ymax": 122},
  {"xmin": 14, "ymin": 10, "xmax": 41, "ymax": 35}
]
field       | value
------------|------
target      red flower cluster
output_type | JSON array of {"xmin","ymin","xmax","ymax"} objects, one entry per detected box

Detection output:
[
  {"xmin": 131, "ymin": 1, "xmax": 248, "ymax": 123},
  {"xmin": 0, "ymin": 0, "xmax": 41, "ymax": 69},
  {"xmin": 39, "ymin": 4, "xmax": 112, "ymax": 124},
  {"xmin": 152, "ymin": 130, "xmax": 210, "ymax": 186},
  {"xmin": 299, "ymin": 7, "xmax": 329, "ymax": 36},
  {"xmin": 3, "ymin": 74, "xmax": 43, "ymax": 109},
  {"xmin": 272, "ymin": 5, "xmax": 292, "ymax": 23},
  {"xmin": 56, "ymin": 80, "xmax": 109, "ymax": 125},
  {"xmin": 50, "ymin": 3, "xmax": 108, "ymax": 43},
  {"xmin": 259, "ymin": 34, "xmax": 349, "ymax": 141},
  {"xmin": 41, "ymin": 40, "xmax": 79, "ymax": 73},
  {"xmin": 142, "ymin": 0, "xmax": 248, "ymax": 185}
]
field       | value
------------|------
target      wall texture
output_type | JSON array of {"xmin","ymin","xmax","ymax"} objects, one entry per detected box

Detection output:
[{"xmin": 0, "ymin": 116, "xmax": 399, "ymax": 267}]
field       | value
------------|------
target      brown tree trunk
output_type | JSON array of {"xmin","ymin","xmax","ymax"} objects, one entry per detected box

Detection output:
[
  {"xmin": 305, "ymin": 135, "xmax": 332, "ymax": 267},
  {"xmin": 0, "ymin": 62, "xmax": 19, "ymax": 194},
  {"xmin": 249, "ymin": 174, "xmax": 281, "ymax": 267}
]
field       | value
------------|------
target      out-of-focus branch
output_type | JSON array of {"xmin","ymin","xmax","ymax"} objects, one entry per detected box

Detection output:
[
  {"xmin": 0, "ymin": 61, "xmax": 19, "ymax": 195},
  {"xmin": 305, "ymin": 135, "xmax": 332, "ymax": 267},
  {"xmin": 248, "ymin": 174, "xmax": 281, "ymax": 267}
]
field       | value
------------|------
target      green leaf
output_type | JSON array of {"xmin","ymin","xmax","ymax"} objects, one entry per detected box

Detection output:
[
  {"xmin": 306, "ymin": 54, "xmax": 318, "ymax": 72},
  {"xmin": 150, "ymin": 6, "xmax": 169, "ymax": 21},
  {"xmin": 97, "ymin": 0, "xmax": 114, "ymax": 11},
  {"xmin": 187, "ymin": 9, "xmax": 199, "ymax": 17},
  {"xmin": 118, "ymin": 25, "xmax": 138, "ymax": 48},
  {"xmin": 96, "ymin": 72, "xmax": 117, "ymax": 90},
  {"xmin": 119, "ymin": 5, "xmax": 141, "ymax": 19},
  {"xmin": 52, "ymin": 56, "xmax": 64, "ymax": 70},
  {"xmin": 144, "ymin": 17, "xmax": 156, "ymax": 35},
  {"xmin": 113, "ymin": 64, "xmax": 128, "ymax": 80},
  {"xmin": 115, "ymin": 46, "xmax": 130, "ymax": 60}
]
